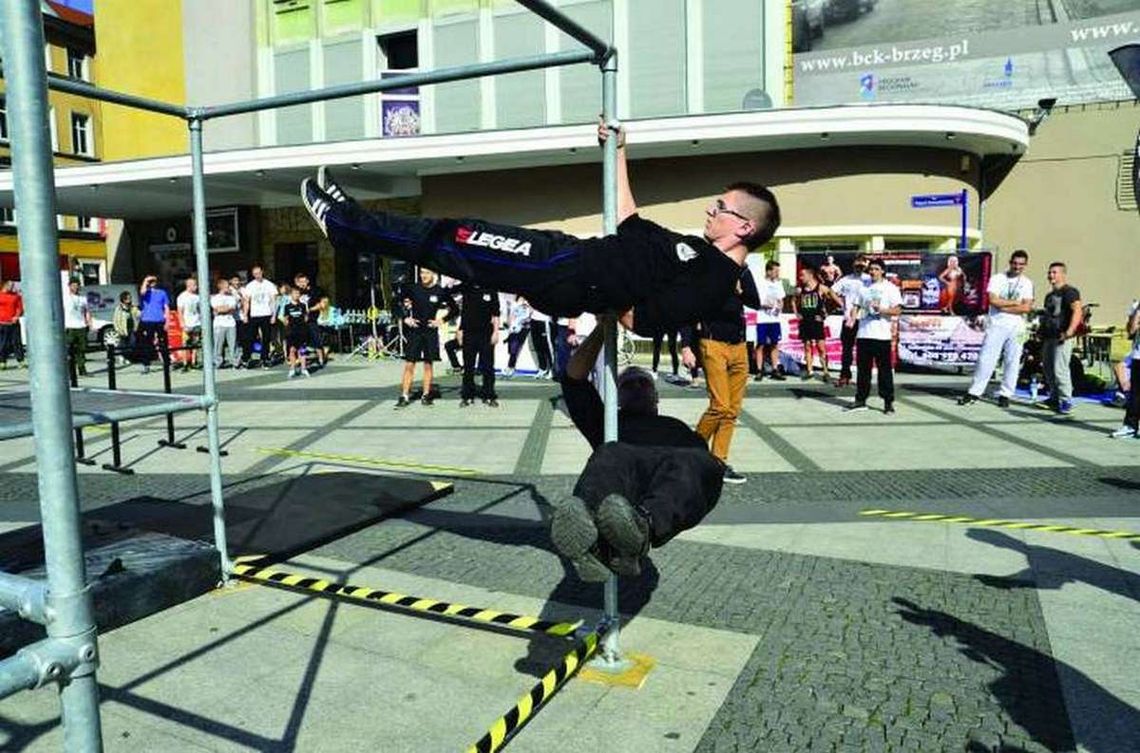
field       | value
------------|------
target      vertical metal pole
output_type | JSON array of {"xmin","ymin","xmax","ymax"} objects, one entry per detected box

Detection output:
[
  {"xmin": 0, "ymin": 2, "xmax": 103, "ymax": 749},
  {"xmin": 960, "ymin": 188, "xmax": 968, "ymax": 250},
  {"xmin": 597, "ymin": 50, "xmax": 624, "ymax": 668},
  {"xmin": 189, "ymin": 118, "xmax": 232, "ymax": 580}
]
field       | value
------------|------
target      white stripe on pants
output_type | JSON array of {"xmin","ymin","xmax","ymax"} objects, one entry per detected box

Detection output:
[{"xmin": 968, "ymin": 322, "xmax": 1023, "ymax": 398}]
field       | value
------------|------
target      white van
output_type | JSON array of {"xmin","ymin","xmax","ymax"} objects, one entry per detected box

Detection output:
[{"xmin": 81, "ymin": 284, "xmax": 137, "ymax": 347}]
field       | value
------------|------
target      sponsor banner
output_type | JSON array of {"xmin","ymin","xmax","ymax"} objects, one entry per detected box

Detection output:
[
  {"xmin": 898, "ymin": 315, "xmax": 985, "ymax": 367},
  {"xmin": 796, "ymin": 251, "xmax": 992, "ymax": 317},
  {"xmin": 793, "ymin": 1, "xmax": 1140, "ymax": 109}
]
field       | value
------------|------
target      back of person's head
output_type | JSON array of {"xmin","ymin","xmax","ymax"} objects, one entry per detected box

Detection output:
[
  {"xmin": 617, "ymin": 366, "xmax": 658, "ymax": 416},
  {"xmin": 725, "ymin": 181, "xmax": 781, "ymax": 251}
]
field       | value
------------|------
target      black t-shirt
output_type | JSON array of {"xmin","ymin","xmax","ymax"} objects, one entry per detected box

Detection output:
[
  {"xmin": 579, "ymin": 215, "xmax": 743, "ymax": 336},
  {"xmin": 282, "ymin": 301, "xmax": 307, "ymax": 330},
  {"xmin": 1041, "ymin": 285, "xmax": 1081, "ymax": 337},
  {"xmin": 458, "ymin": 285, "xmax": 500, "ymax": 335},
  {"xmin": 683, "ymin": 266, "xmax": 760, "ymax": 345},
  {"xmin": 402, "ymin": 283, "xmax": 453, "ymax": 325},
  {"xmin": 562, "ymin": 375, "xmax": 708, "ymax": 451},
  {"xmin": 797, "ymin": 284, "xmax": 826, "ymax": 321}
]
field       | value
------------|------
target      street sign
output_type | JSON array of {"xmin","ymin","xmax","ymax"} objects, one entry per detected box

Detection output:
[{"xmin": 911, "ymin": 193, "xmax": 964, "ymax": 208}]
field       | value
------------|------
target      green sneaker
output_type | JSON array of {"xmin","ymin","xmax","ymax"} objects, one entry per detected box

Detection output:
[{"xmin": 549, "ymin": 495, "xmax": 610, "ymax": 583}]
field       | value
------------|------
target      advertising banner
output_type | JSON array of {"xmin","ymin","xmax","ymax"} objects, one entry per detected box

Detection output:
[
  {"xmin": 897, "ymin": 315, "xmax": 986, "ymax": 367},
  {"xmin": 793, "ymin": 0, "xmax": 1140, "ymax": 109},
  {"xmin": 795, "ymin": 251, "xmax": 992, "ymax": 316}
]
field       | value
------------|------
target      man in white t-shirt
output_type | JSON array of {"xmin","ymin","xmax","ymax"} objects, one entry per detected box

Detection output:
[
  {"xmin": 831, "ymin": 254, "xmax": 872, "ymax": 387},
  {"xmin": 176, "ymin": 277, "xmax": 202, "ymax": 371},
  {"xmin": 844, "ymin": 258, "xmax": 902, "ymax": 414},
  {"xmin": 241, "ymin": 264, "xmax": 278, "ymax": 368},
  {"xmin": 958, "ymin": 250, "xmax": 1034, "ymax": 408},
  {"xmin": 210, "ymin": 278, "xmax": 240, "ymax": 367},
  {"xmin": 754, "ymin": 259, "xmax": 787, "ymax": 380},
  {"xmin": 62, "ymin": 278, "xmax": 92, "ymax": 376}
]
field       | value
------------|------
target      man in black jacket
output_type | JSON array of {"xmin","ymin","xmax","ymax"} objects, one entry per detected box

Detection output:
[
  {"xmin": 551, "ymin": 317, "xmax": 726, "ymax": 581},
  {"xmin": 300, "ymin": 124, "xmax": 780, "ymax": 337}
]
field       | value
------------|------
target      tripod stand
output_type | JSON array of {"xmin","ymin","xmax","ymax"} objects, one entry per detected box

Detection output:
[{"xmin": 347, "ymin": 254, "xmax": 404, "ymax": 360}]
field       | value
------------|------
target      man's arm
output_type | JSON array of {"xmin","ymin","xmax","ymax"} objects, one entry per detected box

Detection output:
[
  {"xmin": 739, "ymin": 269, "xmax": 761, "ymax": 310},
  {"xmin": 490, "ymin": 315, "xmax": 501, "ymax": 345},
  {"xmin": 566, "ymin": 320, "xmax": 607, "ymax": 381},
  {"xmin": 1062, "ymin": 296, "xmax": 1083, "ymax": 340},
  {"xmin": 598, "ymin": 120, "xmax": 635, "ymax": 223}
]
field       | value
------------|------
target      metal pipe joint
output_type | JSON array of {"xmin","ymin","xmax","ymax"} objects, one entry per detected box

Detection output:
[{"xmin": 0, "ymin": 571, "xmax": 47, "ymax": 624}]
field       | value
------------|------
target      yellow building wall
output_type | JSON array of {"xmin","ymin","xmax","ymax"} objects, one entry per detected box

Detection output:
[
  {"xmin": 985, "ymin": 101, "xmax": 1140, "ymax": 322},
  {"xmin": 95, "ymin": 0, "xmax": 188, "ymax": 161}
]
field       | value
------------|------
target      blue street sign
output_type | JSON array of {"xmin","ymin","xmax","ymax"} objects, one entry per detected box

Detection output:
[{"xmin": 911, "ymin": 193, "xmax": 964, "ymax": 208}]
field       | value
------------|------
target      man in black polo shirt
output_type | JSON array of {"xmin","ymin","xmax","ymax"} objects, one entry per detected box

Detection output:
[
  {"xmin": 300, "ymin": 123, "xmax": 781, "ymax": 337},
  {"xmin": 457, "ymin": 284, "xmax": 501, "ymax": 407},
  {"xmin": 551, "ymin": 316, "xmax": 726, "ymax": 581},
  {"xmin": 397, "ymin": 268, "xmax": 453, "ymax": 408},
  {"xmin": 680, "ymin": 265, "xmax": 760, "ymax": 484}
]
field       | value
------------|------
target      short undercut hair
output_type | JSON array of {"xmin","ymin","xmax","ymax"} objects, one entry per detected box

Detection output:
[
  {"xmin": 868, "ymin": 258, "xmax": 885, "ymax": 270},
  {"xmin": 617, "ymin": 366, "xmax": 658, "ymax": 417},
  {"xmin": 1049, "ymin": 261, "xmax": 1066, "ymax": 271},
  {"xmin": 1010, "ymin": 249, "xmax": 1029, "ymax": 263},
  {"xmin": 725, "ymin": 181, "xmax": 782, "ymax": 250}
]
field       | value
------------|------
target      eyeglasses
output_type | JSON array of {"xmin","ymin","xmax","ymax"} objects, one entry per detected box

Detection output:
[{"xmin": 710, "ymin": 198, "xmax": 751, "ymax": 223}]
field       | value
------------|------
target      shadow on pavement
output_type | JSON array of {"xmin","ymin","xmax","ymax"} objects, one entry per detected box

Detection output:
[
  {"xmin": 893, "ymin": 598, "xmax": 1139, "ymax": 753},
  {"xmin": 967, "ymin": 529, "xmax": 1140, "ymax": 602}
]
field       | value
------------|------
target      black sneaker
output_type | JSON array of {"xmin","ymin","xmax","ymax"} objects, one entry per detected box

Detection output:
[
  {"xmin": 421, "ymin": 394, "xmax": 435, "ymax": 406},
  {"xmin": 884, "ymin": 402, "xmax": 895, "ymax": 415},
  {"xmin": 843, "ymin": 401, "xmax": 868, "ymax": 413},
  {"xmin": 770, "ymin": 372, "xmax": 786, "ymax": 381},
  {"xmin": 549, "ymin": 496, "xmax": 610, "ymax": 583},
  {"xmin": 596, "ymin": 494, "xmax": 650, "ymax": 558},
  {"xmin": 317, "ymin": 165, "xmax": 351, "ymax": 203},
  {"xmin": 957, "ymin": 393, "xmax": 978, "ymax": 406},
  {"xmin": 997, "ymin": 396, "xmax": 1010, "ymax": 408},
  {"xmin": 459, "ymin": 398, "xmax": 473, "ymax": 407},
  {"xmin": 483, "ymin": 397, "xmax": 499, "ymax": 407},
  {"xmin": 300, "ymin": 178, "xmax": 332, "ymax": 237},
  {"xmin": 722, "ymin": 465, "xmax": 746, "ymax": 484},
  {"xmin": 395, "ymin": 395, "xmax": 411, "ymax": 409}
]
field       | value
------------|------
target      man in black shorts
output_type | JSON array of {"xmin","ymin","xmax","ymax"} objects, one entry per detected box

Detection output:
[
  {"xmin": 397, "ymin": 268, "xmax": 454, "ymax": 407},
  {"xmin": 551, "ymin": 316, "xmax": 726, "ymax": 581},
  {"xmin": 457, "ymin": 283, "xmax": 501, "ymax": 407},
  {"xmin": 300, "ymin": 123, "xmax": 780, "ymax": 336}
]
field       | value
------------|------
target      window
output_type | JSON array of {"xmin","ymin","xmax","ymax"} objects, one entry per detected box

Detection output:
[
  {"xmin": 378, "ymin": 30, "xmax": 420, "ymax": 137},
  {"xmin": 66, "ymin": 48, "xmax": 89, "ymax": 81},
  {"xmin": 0, "ymin": 208, "xmax": 15, "ymax": 226},
  {"xmin": 77, "ymin": 216, "xmax": 99, "ymax": 233},
  {"xmin": 378, "ymin": 30, "xmax": 417, "ymax": 70},
  {"xmin": 70, "ymin": 112, "xmax": 93, "ymax": 156},
  {"xmin": 884, "ymin": 240, "xmax": 933, "ymax": 252},
  {"xmin": 0, "ymin": 98, "xmax": 7, "ymax": 142}
]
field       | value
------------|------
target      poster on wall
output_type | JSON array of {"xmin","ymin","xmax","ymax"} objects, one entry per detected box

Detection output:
[
  {"xmin": 796, "ymin": 250, "xmax": 992, "ymax": 316},
  {"xmin": 792, "ymin": 0, "xmax": 1140, "ymax": 109},
  {"xmin": 897, "ymin": 315, "xmax": 985, "ymax": 367}
]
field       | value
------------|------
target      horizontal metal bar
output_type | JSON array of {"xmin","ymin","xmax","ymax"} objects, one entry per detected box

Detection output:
[
  {"xmin": 0, "ymin": 651, "xmax": 41, "ymax": 701},
  {"xmin": 0, "ymin": 571, "xmax": 47, "ymax": 624},
  {"xmin": 0, "ymin": 392, "xmax": 213, "ymax": 441},
  {"xmin": 201, "ymin": 48, "xmax": 596, "ymax": 121},
  {"xmin": 40, "ymin": 71, "xmax": 188, "ymax": 118},
  {"xmin": 514, "ymin": 0, "xmax": 612, "ymax": 60}
]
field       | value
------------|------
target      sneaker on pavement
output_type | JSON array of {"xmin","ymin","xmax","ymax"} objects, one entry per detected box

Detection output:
[
  {"xmin": 1058, "ymin": 399, "xmax": 1073, "ymax": 415},
  {"xmin": 770, "ymin": 372, "xmax": 786, "ymax": 381},
  {"xmin": 549, "ymin": 496, "xmax": 610, "ymax": 583},
  {"xmin": 1109, "ymin": 425, "xmax": 1137, "ymax": 439},
  {"xmin": 483, "ymin": 397, "xmax": 499, "ymax": 407},
  {"xmin": 460, "ymin": 398, "xmax": 473, "ymax": 407},
  {"xmin": 302, "ymin": 368, "xmax": 311, "ymax": 378},
  {"xmin": 883, "ymin": 401, "xmax": 896, "ymax": 415},
  {"xmin": 843, "ymin": 401, "xmax": 868, "ymax": 413},
  {"xmin": 287, "ymin": 369, "xmax": 296, "ymax": 379},
  {"xmin": 596, "ymin": 494, "xmax": 650, "ymax": 558},
  {"xmin": 421, "ymin": 394, "xmax": 435, "ymax": 406},
  {"xmin": 395, "ymin": 395, "xmax": 411, "ymax": 409},
  {"xmin": 957, "ymin": 393, "xmax": 978, "ymax": 406},
  {"xmin": 722, "ymin": 466, "xmax": 746, "ymax": 484},
  {"xmin": 300, "ymin": 178, "xmax": 332, "ymax": 237},
  {"xmin": 997, "ymin": 396, "xmax": 1010, "ymax": 408},
  {"xmin": 317, "ymin": 165, "xmax": 350, "ymax": 203}
]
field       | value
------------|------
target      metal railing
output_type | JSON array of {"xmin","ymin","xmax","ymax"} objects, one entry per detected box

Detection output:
[{"xmin": 0, "ymin": 0, "xmax": 622, "ymax": 749}]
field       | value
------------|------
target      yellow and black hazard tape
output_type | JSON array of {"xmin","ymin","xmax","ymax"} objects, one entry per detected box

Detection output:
[
  {"xmin": 231, "ymin": 560, "xmax": 579, "ymax": 637},
  {"xmin": 860, "ymin": 509, "xmax": 1140, "ymax": 542},
  {"xmin": 467, "ymin": 631, "xmax": 599, "ymax": 753},
  {"xmin": 255, "ymin": 447, "xmax": 481, "ymax": 476}
]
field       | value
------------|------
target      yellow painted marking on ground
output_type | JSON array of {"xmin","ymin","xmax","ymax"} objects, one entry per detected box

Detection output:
[
  {"xmin": 860, "ymin": 509, "xmax": 1140, "ymax": 542},
  {"xmin": 255, "ymin": 447, "xmax": 479, "ymax": 476},
  {"xmin": 578, "ymin": 651, "xmax": 657, "ymax": 689}
]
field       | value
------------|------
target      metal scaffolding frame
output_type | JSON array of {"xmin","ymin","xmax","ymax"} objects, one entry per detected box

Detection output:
[{"xmin": 0, "ymin": 0, "xmax": 624, "ymax": 749}]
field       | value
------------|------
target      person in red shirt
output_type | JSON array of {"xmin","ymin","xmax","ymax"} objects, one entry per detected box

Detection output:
[{"xmin": 0, "ymin": 280, "xmax": 25, "ymax": 369}]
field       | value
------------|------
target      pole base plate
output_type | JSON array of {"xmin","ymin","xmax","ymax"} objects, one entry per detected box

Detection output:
[{"xmin": 579, "ymin": 651, "xmax": 656, "ymax": 689}]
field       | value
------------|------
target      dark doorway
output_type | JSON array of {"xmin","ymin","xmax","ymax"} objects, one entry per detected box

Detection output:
[{"xmin": 274, "ymin": 242, "xmax": 318, "ymax": 289}]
